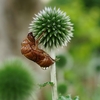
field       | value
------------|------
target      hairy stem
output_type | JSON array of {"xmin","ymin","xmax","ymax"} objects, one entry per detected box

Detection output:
[{"xmin": 50, "ymin": 51, "xmax": 58, "ymax": 100}]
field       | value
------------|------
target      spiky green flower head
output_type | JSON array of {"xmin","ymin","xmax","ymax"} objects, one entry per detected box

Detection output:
[
  {"xmin": 0, "ymin": 59, "xmax": 35, "ymax": 100},
  {"xmin": 29, "ymin": 7, "xmax": 73, "ymax": 49}
]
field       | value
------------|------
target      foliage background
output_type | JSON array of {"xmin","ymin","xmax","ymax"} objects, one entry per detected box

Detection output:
[
  {"xmin": 47, "ymin": 0, "xmax": 100, "ymax": 100},
  {"xmin": 0, "ymin": 0, "xmax": 100, "ymax": 100},
  {"xmin": 48, "ymin": 0, "xmax": 100, "ymax": 100}
]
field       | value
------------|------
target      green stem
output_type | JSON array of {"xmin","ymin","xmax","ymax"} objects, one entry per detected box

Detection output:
[{"xmin": 50, "ymin": 51, "xmax": 58, "ymax": 100}]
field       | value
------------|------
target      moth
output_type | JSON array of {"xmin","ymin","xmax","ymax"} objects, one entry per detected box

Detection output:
[{"xmin": 21, "ymin": 32, "xmax": 55, "ymax": 70}]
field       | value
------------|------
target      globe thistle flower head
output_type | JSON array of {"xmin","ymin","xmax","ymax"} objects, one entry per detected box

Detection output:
[
  {"xmin": 0, "ymin": 59, "xmax": 35, "ymax": 100},
  {"xmin": 29, "ymin": 7, "xmax": 73, "ymax": 49}
]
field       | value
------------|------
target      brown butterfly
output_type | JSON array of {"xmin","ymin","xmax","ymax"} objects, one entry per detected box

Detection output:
[{"xmin": 21, "ymin": 32, "xmax": 55, "ymax": 70}]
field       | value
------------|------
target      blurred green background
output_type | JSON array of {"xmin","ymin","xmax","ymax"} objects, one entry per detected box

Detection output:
[
  {"xmin": 48, "ymin": 0, "xmax": 100, "ymax": 100},
  {"xmin": 0, "ymin": 0, "xmax": 100, "ymax": 100}
]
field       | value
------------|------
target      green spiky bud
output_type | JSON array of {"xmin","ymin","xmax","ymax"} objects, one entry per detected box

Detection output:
[
  {"xmin": 29, "ymin": 7, "xmax": 73, "ymax": 49},
  {"xmin": 57, "ymin": 83, "xmax": 67, "ymax": 94},
  {"xmin": 0, "ymin": 59, "xmax": 35, "ymax": 100},
  {"xmin": 56, "ymin": 54, "xmax": 67, "ymax": 68}
]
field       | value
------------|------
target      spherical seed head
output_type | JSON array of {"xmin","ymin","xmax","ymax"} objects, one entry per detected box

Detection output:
[
  {"xmin": 29, "ymin": 7, "xmax": 73, "ymax": 49},
  {"xmin": 0, "ymin": 59, "xmax": 35, "ymax": 100}
]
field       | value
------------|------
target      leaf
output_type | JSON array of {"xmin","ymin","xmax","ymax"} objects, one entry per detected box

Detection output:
[
  {"xmin": 73, "ymin": 96, "xmax": 79, "ymax": 100},
  {"xmin": 38, "ymin": 82, "xmax": 54, "ymax": 88},
  {"xmin": 58, "ymin": 95, "xmax": 79, "ymax": 100},
  {"xmin": 58, "ymin": 95, "xmax": 72, "ymax": 100}
]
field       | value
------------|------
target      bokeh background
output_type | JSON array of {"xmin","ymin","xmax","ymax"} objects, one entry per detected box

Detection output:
[{"xmin": 0, "ymin": 0, "xmax": 100, "ymax": 100}]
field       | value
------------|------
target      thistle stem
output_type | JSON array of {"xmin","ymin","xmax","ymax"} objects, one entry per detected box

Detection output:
[{"xmin": 50, "ymin": 51, "xmax": 58, "ymax": 100}]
